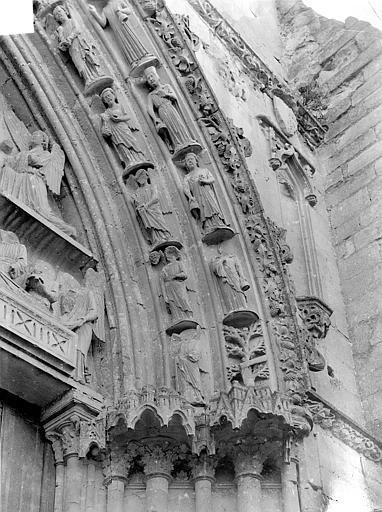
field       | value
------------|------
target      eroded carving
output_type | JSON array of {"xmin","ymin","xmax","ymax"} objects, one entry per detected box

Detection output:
[
  {"xmin": 89, "ymin": 0, "xmax": 159, "ymax": 77},
  {"xmin": 144, "ymin": 66, "xmax": 201, "ymax": 159},
  {"xmin": 26, "ymin": 260, "xmax": 58, "ymax": 312},
  {"xmin": 183, "ymin": 152, "xmax": 234, "ymax": 244},
  {"xmin": 58, "ymin": 269, "xmax": 105, "ymax": 383},
  {"xmin": 0, "ymin": 130, "xmax": 76, "ymax": 237},
  {"xmin": 99, "ymin": 87, "xmax": 153, "ymax": 176},
  {"xmin": 211, "ymin": 254, "xmax": 257, "ymax": 327},
  {"xmin": 0, "ymin": 229, "xmax": 27, "ymax": 294},
  {"xmin": 171, "ymin": 328, "xmax": 208, "ymax": 406},
  {"xmin": 52, "ymin": 4, "xmax": 113, "ymax": 95},
  {"xmin": 160, "ymin": 246, "xmax": 198, "ymax": 335},
  {"xmin": 132, "ymin": 168, "xmax": 178, "ymax": 251}
]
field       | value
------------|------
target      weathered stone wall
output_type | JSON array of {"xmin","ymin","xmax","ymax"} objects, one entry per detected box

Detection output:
[{"xmin": 278, "ymin": 0, "xmax": 382, "ymax": 438}]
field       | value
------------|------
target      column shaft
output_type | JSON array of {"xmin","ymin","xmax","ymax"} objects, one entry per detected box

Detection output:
[
  {"xmin": 281, "ymin": 461, "xmax": 300, "ymax": 512},
  {"xmin": 146, "ymin": 475, "xmax": 169, "ymax": 512},
  {"xmin": 236, "ymin": 474, "xmax": 262, "ymax": 512},
  {"xmin": 195, "ymin": 477, "xmax": 213, "ymax": 512},
  {"xmin": 54, "ymin": 462, "xmax": 65, "ymax": 512},
  {"xmin": 106, "ymin": 478, "xmax": 125, "ymax": 512},
  {"xmin": 64, "ymin": 455, "xmax": 82, "ymax": 512}
]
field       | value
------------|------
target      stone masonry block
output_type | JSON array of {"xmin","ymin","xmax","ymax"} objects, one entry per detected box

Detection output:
[
  {"xmin": 329, "ymin": 187, "xmax": 370, "ymax": 228},
  {"xmin": 333, "ymin": 216, "xmax": 361, "ymax": 243},
  {"xmin": 352, "ymin": 70, "xmax": 382, "ymax": 106},
  {"xmin": 329, "ymin": 129, "xmax": 376, "ymax": 170},
  {"xmin": 347, "ymin": 142, "xmax": 382, "ymax": 177},
  {"xmin": 334, "ymin": 104, "xmax": 382, "ymax": 149},
  {"xmin": 325, "ymin": 164, "xmax": 375, "ymax": 208},
  {"xmin": 329, "ymin": 89, "xmax": 382, "ymax": 139}
]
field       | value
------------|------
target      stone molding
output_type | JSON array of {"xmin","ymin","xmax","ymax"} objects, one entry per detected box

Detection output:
[
  {"xmin": 186, "ymin": 0, "xmax": 327, "ymax": 148},
  {"xmin": 307, "ymin": 393, "xmax": 382, "ymax": 463},
  {"xmin": 137, "ymin": 0, "xmax": 311, "ymax": 404}
]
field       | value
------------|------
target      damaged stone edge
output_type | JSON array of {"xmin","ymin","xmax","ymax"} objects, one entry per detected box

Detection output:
[
  {"xmin": 186, "ymin": 0, "xmax": 328, "ymax": 148},
  {"xmin": 307, "ymin": 390, "xmax": 382, "ymax": 463}
]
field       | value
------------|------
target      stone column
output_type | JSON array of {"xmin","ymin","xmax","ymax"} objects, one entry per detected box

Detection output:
[
  {"xmin": 60, "ymin": 421, "xmax": 83, "ymax": 512},
  {"xmin": 281, "ymin": 458, "xmax": 300, "ymax": 512},
  {"xmin": 191, "ymin": 454, "xmax": 216, "ymax": 512},
  {"xmin": 46, "ymin": 434, "xmax": 65, "ymax": 512},
  {"xmin": 142, "ymin": 446, "xmax": 174, "ymax": 512},
  {"xmin": 103, "ymin": 447, "xmax": 129, "ymax": 512},
  {"xmin": 232, "ymin": 444, "xmax": 267, "ymax": 512}
]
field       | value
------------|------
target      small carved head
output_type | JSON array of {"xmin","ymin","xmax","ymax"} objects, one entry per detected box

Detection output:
[
  {"xmin": 100, "ymin": 87, "xmax": 116, "ymax": 107},
  {"xmin": 0, "ymin": 139, "xmax": 14, "ymax": 155},
  {"xmin": 184, "ymin": 152, "xmax": 199, "ymax": 172},
  {"xmin": 30, "ymin": 130, "xmax": 49, "ymax": 150},
  {"xmin": 53, "ymin": 5, "xmax": 69, "ymax": 23},
  {"xmin": 144, "ymin": 66, "xmax": 160, "ymax": 88},
  {"xmin": 135, "ymin": 168, "xmax": 149, "ymax": 186},
  {"xmin": 0, "ymin": 229, "xmax": 19, "ymax": 244},
  {"xmin": 164, "ymin": 245, "xmax": 181, "ymax": 262}
]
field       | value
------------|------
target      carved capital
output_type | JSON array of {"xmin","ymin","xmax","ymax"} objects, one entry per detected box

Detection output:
[
  {"xmin": 191, "ymin": 453, "xmax": 217, "ymax": 481},
  {"xmin": 45, "ymin": 432, "xmax": 65, "ymax": 465},
  {"xmin": 142, "ymin": 445, "xmax": 175, "ymax": 479},
  {"xmin": 297, "ymin": 296, "xmax": 333, "ymax": 340},
  {"xmin": 103, "ymin": 447, "xmax": 130, "ymax": 484},
  {"xmin": 230, "ymin": 443, "xmax": 269, "ymax": 478},
  {"xmin": 45, "ymin": 415, "xmax": 81, "ymax": 460}
]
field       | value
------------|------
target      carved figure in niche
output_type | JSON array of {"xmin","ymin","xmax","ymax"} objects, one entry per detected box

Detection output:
[
  {"xmin": 0, "ymin": 131, "xmax": 76, "ymax": 238},
  {"xmin": 133, "ymin": 168, "xmax": 179, "ymax": 251},
  {"xmin": 57, "ymin": 269, "xmax": 105, "ymax": 383},
  {"xmin": 0, "ymin": 229, "xmax": 27, "ymax": 294},
  {"xmin": 159, "ymin": 246, "xmax": 198, "ymax": 335},
  {"xmin": 99, "ymin": 87, "xmax": 153, "ymax": 176},
  {"xmin": 88, "ymin": 0, "xmax": 159, "ymax": 77},
  {"xmin": 144, "ymin": 67, "xmax": 201, "ymax": 159},
  {"xmin": 172, "ymin": 329, "xmax": 207, "ymax": 406},
  {"xmin": 183, "ymin": 152, "xmax": 234, "ymax": 245},
  {"xmin": 53, "ymin": 4, "xmax": 113, "ymax": 95},
  {"xmin": 25, "ymin": 260, "xmax": 58, "ymax": 312},
  {"xmin": 211, "ymin": 254, "xmax": 257, "ymax": 327}
]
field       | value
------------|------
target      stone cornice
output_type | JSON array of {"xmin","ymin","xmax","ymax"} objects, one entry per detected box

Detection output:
[
  {"xmin": 306, "ymin": 391, "xmax": 382, "ymax": 463},
  {"xmin": 186, "ymin": 0, "xmax": 327, "ymax": 148}
]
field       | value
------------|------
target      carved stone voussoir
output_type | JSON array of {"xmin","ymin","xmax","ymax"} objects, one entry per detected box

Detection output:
[{"xmin": 307, "ymin": 397, "xmax": 382, "ymax": 463}]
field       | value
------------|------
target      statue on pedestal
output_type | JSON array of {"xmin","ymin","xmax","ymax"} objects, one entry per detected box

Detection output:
[
  {"xmin": 99, "ymin": 87, "xmax": 153, "ymax": 176},
  {"xmin": 183, "ymin": 152, "xmax": 234, "ymax": 245},
  {"xmin": 53, "ymin": 4, "xmax": 113, "ymax": 95},
  {"xmin": 159, "ymin": 246, "xmax": 198, "ymax": 335},
  {"xmin": 144, "ymin": 67, "xmax": 201, "ymax": 159},
  {"xmin": 133, "ymin": 168, "xmax": 178, "ymax": 251},
  {"xmin": 88, "ymin": 0, "xmax": 159, "ymax": 77}
]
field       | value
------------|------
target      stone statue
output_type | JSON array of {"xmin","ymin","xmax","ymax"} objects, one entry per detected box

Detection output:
[
  {"xmin": 133, "ymin": 168, "xmax": 172, "ymax": 248},
  {"xmin": 144, "ymin": 67, "xmax": 200, "ymax": 159},
  {"xmin": 25, "ymin": 260, "xmax": 59, "ymax": 312},
  {"xmin": 172, "ymin": 329, "xmax": 207, "ymax": 406},
  {"xmin": 183, "ymin": 152, "xmax": 234, "ymax": 244},
  {"xmin": 57, "ymin": 269, "xmax": 105, "ymax": 383},
  {"xmin": 88, "ymin": 0, "xmax": 159, "ymax": 77},
  {"xmin": 212, "ymin": 254, "xmax": 257, "ymax": 327},
  {"xmin": 0, "ymin": 229, "xmax": 27, "ymax": 294},
  {"xmin": 160, "ymin": 246, "xmax": 198, "ymax": 335},
  {"xmin": 99, "ymin": 87, "xmax": 152, "ymax": 175},
  {"xmin": 53, "ymin": 4, "xmax": 113, "ymax": 95},
  {"xmin": 211, "ymin": 254, "xmax": 249, "ymax": 312},
  {"xmin": 0, "ymin": 131, "xmax": 76, "ymax": 238}
]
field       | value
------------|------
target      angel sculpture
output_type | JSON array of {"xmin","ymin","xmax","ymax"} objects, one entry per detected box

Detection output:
[
  {"xmin": 99, "ymin": 87, "xmax": 153, "ymax": 175},
  {"xmin": 88, "ymin": 0, "xmax": 159, "ymax": 77},
  {"xmin": 57, "ymin": 269, "xmax": 106, "ymax": 384},
  {"xmin": 0, "ymin": 126, "xmax": 76, "ymax": 238},
  {"xmin": 52, "ymin": 4, "xmax": 113, "ymax": 95}
]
